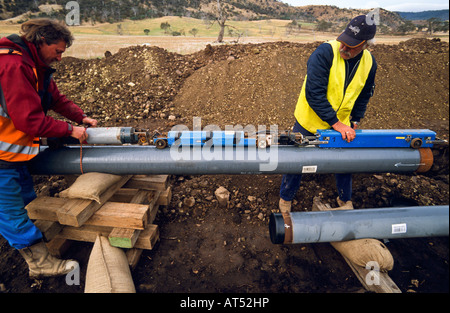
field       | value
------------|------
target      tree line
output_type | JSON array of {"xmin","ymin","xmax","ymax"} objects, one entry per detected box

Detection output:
[{"xmin": 2, "ymin": 0, "xmax": 305, "ymax": 24}]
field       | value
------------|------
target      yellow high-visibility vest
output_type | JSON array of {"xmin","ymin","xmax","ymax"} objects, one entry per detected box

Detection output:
[{"xmin": 294, "ymin": 40, "xmax": 373, "ymax": 133}]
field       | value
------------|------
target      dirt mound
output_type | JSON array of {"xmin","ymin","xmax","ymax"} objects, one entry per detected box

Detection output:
[
  {"xmin": 364, "ymin": 39, "xmax": 449, "ymax": 139},
  {"xmin": 0, "ymin": 38, "xmax": 448, "ymax": 294},
  {"xmin": 174, "ymin": 42, "xmax": 318, "ymax": 129},
  {"xmin": 54, "ymin": 45, "xmax": 187, "ymax": 128},
  {"xmin": 53, "ymin": 38, "xmax": 449, "ymax": 139},
  {"xmin": 173, "ymin": 39, "xmax": 449, "ymax": 140},
  {"xmin": 398, "ymin": 38, "xmax": 450, "ymax": 54}
]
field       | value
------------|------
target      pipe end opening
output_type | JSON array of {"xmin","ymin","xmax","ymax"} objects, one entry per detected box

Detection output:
[{"xmin": 269, "ymin": 213, "xmax": 285, "ymax": 244}]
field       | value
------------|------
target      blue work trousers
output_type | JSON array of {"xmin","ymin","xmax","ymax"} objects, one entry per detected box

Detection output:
[
  {"xmin": 0, "ymin": 166, "xmax": 43, "ymax": 249},
  {"xmin": 279, "ymin": 122, "xmax": 353, "ymax": 202}
]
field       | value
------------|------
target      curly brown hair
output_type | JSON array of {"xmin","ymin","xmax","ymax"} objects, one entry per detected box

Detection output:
[{"xmin": 20, "ymin": 18, "xmax": 74, "ymax": 48}]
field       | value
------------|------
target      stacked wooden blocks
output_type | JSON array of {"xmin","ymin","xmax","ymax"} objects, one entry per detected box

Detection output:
[{"xmin": 26, "ymin": 175, "xmax": 172, "ymax": 268}]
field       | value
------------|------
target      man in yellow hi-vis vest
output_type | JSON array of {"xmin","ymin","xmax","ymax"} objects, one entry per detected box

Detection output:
[{"xmin": 279, "ymin": 15, "xmax": 378, "ymax": 213}]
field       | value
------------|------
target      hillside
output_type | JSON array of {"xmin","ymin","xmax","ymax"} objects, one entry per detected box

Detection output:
[
  {"xmin": 1, "ymin": 0, "xmax": 406, "ymax": 29},
  {"xmin": 0, "ymin": 0, "xmax": 308, "ymax": 21},
  {"xmin": 397, "ymin": 10, "xmax": 449, "ymax": 21},
  {"xmin": 297, "ymin": 5, "xmax": 403, "ymax": 28}
]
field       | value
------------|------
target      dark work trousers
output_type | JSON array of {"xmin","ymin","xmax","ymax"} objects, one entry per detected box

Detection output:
[
  {"xmin": 279, "ymin": 121, "xmax": 352, "ymax": 202},
  {"xmin": 0, "ymin": 166, "xmax": 42, "ymax": 249}
]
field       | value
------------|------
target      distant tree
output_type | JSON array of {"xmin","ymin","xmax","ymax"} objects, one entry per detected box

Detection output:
[
  {"xmin": 440, "ymin": 21, "xmax": 449, "ymax": 33},
  {"xmin": 101, "ymin": 8, "xmax": 110, "ymax": 22},
  {"xmin": 286, "ymin": 19, "xmax": 302, "ymax": 36},
  {"xmin": 316, "ymin": 20, "xmax": 332, "ymax": 32},
  {"xmin": 215, "ymin": 0, "xmax": 228, "ymax": 43},
  {"xmin": 144, "ymin": 29, "xmax": 150, "ymax": 35},
  {"xmin": 210, "ymin": 0, "xmax": 241, "ymax": 43},
  {"xmin": 131, "ymin": 7, "xmax": 139, "ymax": 18},
  {"xmin": 377, "ymin": 24, "xmax": 390, "ymax": 34},
  {"xmin": 427, "ymin": 18, "xmax": 448, "ymax": 34},
  {"xmin": 160, "ymin": 22, "xmax": 171, "ymax": 34},
  {"xmin": 427, "ymin": 17, "xmax": 441, "ymax": 34},
  {"xmin": 397, "ymin": 20, "xmax": 416, "ymax": 34},
  {"xmin": 189, "ymin": 28, "xmax": 199, "ymax": 37}
]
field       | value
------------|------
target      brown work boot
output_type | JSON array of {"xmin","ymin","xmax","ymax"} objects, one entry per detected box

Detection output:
[
  {"xmin": 336, "ymin": 197, "xmax": 354, "ymax": 210},
  {"xmin": 19, "ymin": 241, "xmax": 78, "ymax": 279},
  {"xmin": 279, "ymin": 198, "xmax": 292, "ymax": 213}
]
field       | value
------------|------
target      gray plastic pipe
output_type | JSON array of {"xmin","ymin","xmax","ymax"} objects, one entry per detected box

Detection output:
[
  {"xmin": 39, "ymin": 127, "xmax": 141, "ymax": 147},
  {"xmin": 84, "ymin": 127, "xmax": 132, "ymax": 145},
  {"xmin": 269, "ymin": 205, "xmax": 449, "ymax": 244},
  {"xmin": 28, "ymin": 145, "xmax": 433, "ymax": 175}
]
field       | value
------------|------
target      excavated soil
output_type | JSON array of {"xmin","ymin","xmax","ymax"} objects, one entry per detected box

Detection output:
[{"xmin": 0, "ymin": 38, "xmax": 448, "ymax": 295}]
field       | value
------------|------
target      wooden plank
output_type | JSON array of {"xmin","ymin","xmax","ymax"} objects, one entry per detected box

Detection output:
[
  {"xmin": 156, "ymin": 186, "xmax": 172, "ymax": 206},
  {"xmin": 135, "ymin": 224, "xmax": 159, "ymax": 250},
  {"xmin": 58, "ymin": 224, "xmax": 159, "ymax": 250},
  {"xmin": 34, "ymin": 220, "xmax": 63, "ymax": 242},
  {"xmin": 147, "ymin": 190, "xmax": 161, "ymax": 224},
  {"xmin": 343, "ymin": 256, "xmax": 402, "ymax": 293},
  {"xmin": 84, "ymin": 201, "xmax": 148, "ymax": 230},
  {"xmin": 311, "ymin": 197, "xmax": 401, "ymax": 293},
  {"xmin": 108, "ymin": 188, "xmax": 135, "ymax": 203},
  {"xmin": 108, "ymin": 228, "xmax": 141, "ymax": 248},
  {"xmin": 59, "ymin": 225, "xmax": 111, "ymax": 242},
  {"xmin": 123, "ymin": 175, "xmax": 169, "ymax": 191},
  {"xmin": 46, "ymin": 237, "xmax": 72, "ymax": 258},
  {"xmin": 56, "ymin": 175, "xmax": 132, "ymax": 227},
  {"xmin": 26, "ymin": 197, "xmax": 66, "ymax": 221},
  {"xmin": 27, "ymin": 197, "xmax": 147, "ymax": 230},
  {"xmin": 311, "ymin": 197, "xmax": 333, "ymax": 211},
  {"xmin": 126, "ymin": 249, "xmax": 143, "ymax": 270},
  {"xmin": 130, "ymin": 189, "xmax": 152, "ymax": 204},
  {"xmin": 57, "ymin": 198, "xmax": 96, "ymax": 227},
  {"xmin": 109, "ymin": 188, "xmax": 147, "ymax": 203},
  {"xmin": 107, "ymin": 189, "xmax": 160, "ymax": 224}
]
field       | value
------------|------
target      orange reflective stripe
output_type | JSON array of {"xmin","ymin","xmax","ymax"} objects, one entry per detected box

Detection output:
[
  {"xmin": 0, "ymin": 115, "xmax": 40, "ymax": 163},
  {"xmin": 33, "ymin": 67, "xmax": 38, "ymax": 91},
  {"xmin": 0, "ymin": 116, "xmax": 36, "ymax": 145},
  {"xmin": 0, "ymin": 48, "xmax": 22, "ymax": 56},
  {"xmin": 0, "ymin": 149, "xmax": 37, "ymax": 162},
  {"xmin": 0, "ymin": 47, "xmax": 40, "ymax": 162}
]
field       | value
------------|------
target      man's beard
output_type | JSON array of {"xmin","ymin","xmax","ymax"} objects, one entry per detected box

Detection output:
[{"xmin": 339, "ymin": 49, "xmax": 351, "ymax": 58}]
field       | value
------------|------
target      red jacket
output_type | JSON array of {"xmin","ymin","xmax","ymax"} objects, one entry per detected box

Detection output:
[{"xmin": 0, "ymin": 35, "xmax": 85, "ymax": 140}]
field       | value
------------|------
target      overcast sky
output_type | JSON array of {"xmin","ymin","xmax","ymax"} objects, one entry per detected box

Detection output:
[{"xmin": 281, "ymin": 0, "xmax": 449, "ymax": 12}]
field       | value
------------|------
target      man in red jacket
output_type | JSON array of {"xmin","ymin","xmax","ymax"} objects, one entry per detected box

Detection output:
[{"xmin": 0, "ymin": 19, "xmax": 97, "ymax": 279}]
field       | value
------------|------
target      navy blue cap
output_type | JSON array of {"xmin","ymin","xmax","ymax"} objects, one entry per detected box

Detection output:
[{"xmin": 337, "ymin": 15, "xmax": 377, "ymax": 48}]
